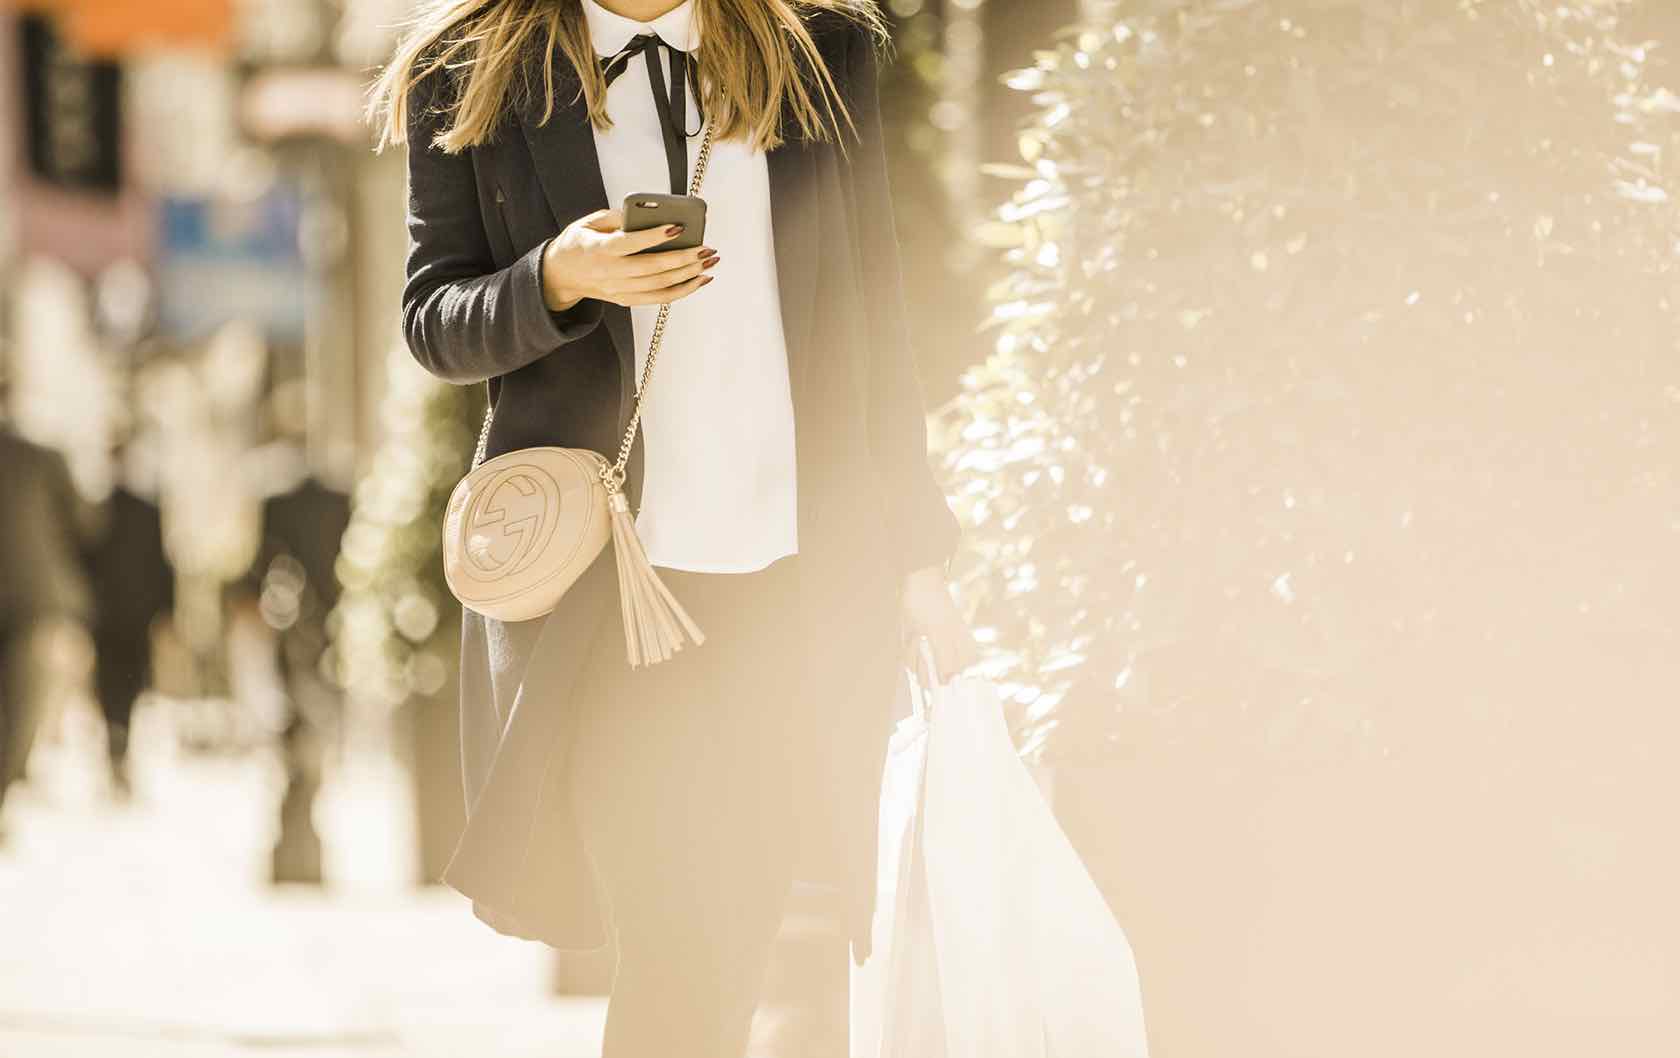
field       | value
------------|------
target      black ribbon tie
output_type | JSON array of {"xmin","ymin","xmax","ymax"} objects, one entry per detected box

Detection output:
[{"xmin": 600, "ymin": 32, "xmax": 706, "ymax": 196}]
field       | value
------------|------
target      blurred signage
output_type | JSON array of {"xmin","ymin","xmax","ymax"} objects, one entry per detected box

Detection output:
[
  {"xmin": 7, "ymin": 0, "xmax": 233, "ymax": 56},
  {"xmin": 20, "ymin": 13, "xmax": 122, "ymax": 191},
  {"xmin": 156, "ymin": 190, "xmax": 313, "ymax": 345},
  {"xmin": 241, "ymin": 67, "xmax": 370, "ymax": 144}
]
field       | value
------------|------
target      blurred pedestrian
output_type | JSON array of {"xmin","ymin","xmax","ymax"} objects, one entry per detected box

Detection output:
[
  {"xmin": 0, "ymin": 413, "xmax": 94, "ymax": 831},
  {"xmin": 230, "ymin": 473, "xmax": 350, "ymax": 883},
  {"xmin": 84, "ymin": 440, "xmax": 175, "ymax": 799},
  {"xmin": 372, "ymin": 1, "xmax": 973, "ymax": 1054}
]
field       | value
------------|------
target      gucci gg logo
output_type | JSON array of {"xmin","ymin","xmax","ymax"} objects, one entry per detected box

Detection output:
[{"xmin": 462, "ymin": 465, "xmax": 563, "ymax": 580}]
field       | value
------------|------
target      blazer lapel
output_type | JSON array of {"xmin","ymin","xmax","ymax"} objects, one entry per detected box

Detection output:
[
  {"xmin": 767, "ymin": 111, "xmax": 819, "ymax": 404},
  {"xmin": 517, "ymin": 61, "xmax": 635, "ymax": 378}
]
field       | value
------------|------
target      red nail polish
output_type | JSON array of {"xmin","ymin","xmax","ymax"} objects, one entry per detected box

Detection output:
[
  {"xmin": 703, "ymin": 256, "xmax": 720, "ymax": 268},
  {"xmin": 665, "ymin": 224, "xmax": 684, "ymax": 236},
  {"xmin": 700, "ymin": 275, "xmax": 714, "ymax": 285}
]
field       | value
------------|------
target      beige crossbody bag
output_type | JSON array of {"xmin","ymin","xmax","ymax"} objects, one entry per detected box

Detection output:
[{"xmin": 441, "ymin": 123, "xmax": 715, "ymax": 667}]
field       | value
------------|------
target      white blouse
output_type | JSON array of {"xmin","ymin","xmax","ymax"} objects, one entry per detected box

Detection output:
[{"xmin": 582, "ymin": 0, "xmax": 799, "ymax": 574}]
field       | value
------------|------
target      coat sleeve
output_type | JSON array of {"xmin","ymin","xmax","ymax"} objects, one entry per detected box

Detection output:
[
  {"xmin": 401, "ymin": 67, "xmax": 604, "ymax": 385},
  {"xmin": 843, "ymin": 24, "xmax": 963, "ymax": 578}
]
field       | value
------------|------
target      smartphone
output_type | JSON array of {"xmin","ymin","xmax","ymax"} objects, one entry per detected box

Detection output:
[{"xmin": 623, "ymin": 192, "xmax": 708, "ymax": 254}]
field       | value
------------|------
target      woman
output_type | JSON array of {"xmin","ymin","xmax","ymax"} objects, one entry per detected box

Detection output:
[{"xmin": 372, "ymin": 1, "xmax": 973, "ymax": 1052}]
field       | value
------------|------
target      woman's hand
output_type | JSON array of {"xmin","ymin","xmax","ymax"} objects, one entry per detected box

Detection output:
[
  {"xmin": 541, "ymin": 207, "xmax": 719, "ymax": 312},
  {"xmin": 901, "ymin": 565, "xmax": 979, "ymax": 683}
]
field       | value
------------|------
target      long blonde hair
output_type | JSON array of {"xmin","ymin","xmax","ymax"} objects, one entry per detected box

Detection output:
[{"xmin": 369, "ymin": 0, "xmax": 886, "ymax": 155}]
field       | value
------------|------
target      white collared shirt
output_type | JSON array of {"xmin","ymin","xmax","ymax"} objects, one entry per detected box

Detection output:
[{"xmin": 582, "ymin": 0, "xmax": 799, "ymax": 574}]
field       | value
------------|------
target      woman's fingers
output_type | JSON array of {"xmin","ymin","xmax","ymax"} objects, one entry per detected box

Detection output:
[
  {"xmin": 898, "ymin": 567, "xmax": 978, "ymax": 683},
  {"xmin": 932, "ymin": 624, "xmax": 980, "ymax": 680},
  {"xmin": 609, "ymin": 222, "xmax": 689, "ymax": 255},
  {"xmin": 613, "ymin": 245, "xmax": 714, "ymax": 277},
  {"xmin": 604, "ymin": 253, "xmax": 719, "ymax": 294},
  {"xmin": 613, "ymin": 273, "xmax": 714, "ymax": 306},
  {"xmin": 902, "ymin": 625, "xmax": 978, "ymax": 686},
  {"xmin": 550, "ymin": 210, "xmax": 712, "ymax": 303},
  {"xmin": 578, "ymin": 208, "xmax": 622, "ymax": 232}
]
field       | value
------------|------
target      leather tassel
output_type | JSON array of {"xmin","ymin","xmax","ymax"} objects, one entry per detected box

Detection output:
[{"xmin": 607, "ymin": 491, "xmax": 705, "ymax": 667}]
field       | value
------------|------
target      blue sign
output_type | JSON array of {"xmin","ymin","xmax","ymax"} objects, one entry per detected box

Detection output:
[{"xmin": 156, "ymin": 189, "xmax": 313, "ymax": 345}]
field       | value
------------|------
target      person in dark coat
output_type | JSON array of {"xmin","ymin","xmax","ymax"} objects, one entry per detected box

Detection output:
[
  {"xmin": 85, "ymin": 465, "xmax": 174, "ymax": 796},
  {"xmin": 231, "ymin": 474, "xmax": 352, "ymax": 883},
  {"xmin": 0, "ymin": 424, "xmax": 94, "ymax": 821},
  {"xmin": 371, "ymin": 2, "xmax": 975, "ymax": 1053},
  {"xmin": 244, "ymin": 476, "xmax": 351, "ymax": 685}
]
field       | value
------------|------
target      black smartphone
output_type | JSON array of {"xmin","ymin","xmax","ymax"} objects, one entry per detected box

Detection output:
[{"xmin": 622, "ymin": 192, "xmax": 707, "ymax": 254}]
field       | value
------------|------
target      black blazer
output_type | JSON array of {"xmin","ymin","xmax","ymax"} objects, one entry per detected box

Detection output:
[
  {"xmin": 402, "ymin": 13, "xmax": 958, "ymax": 576},
  {"xmin": 401, "ymin": 12, "xmax": 957, "ymax": 956}
]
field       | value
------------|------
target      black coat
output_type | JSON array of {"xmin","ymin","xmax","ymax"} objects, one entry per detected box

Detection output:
[
  {"xmin": 401, "ymin": 12, "xmax": 959, "ymax": 955},
  {"xmin": 87, "ymin": 486, "xmax": 173, "ymax": 697},
  {"xmin": 249, "ymin": 478, "xmax": 351, "ymax": 677},
  {"xmin": 0, "ymin": 430, "xmax": 92, "ymax": 630}
]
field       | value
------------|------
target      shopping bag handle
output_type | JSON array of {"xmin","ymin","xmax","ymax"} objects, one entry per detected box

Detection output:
[
  {"xmin": 907, "ymin": 636, "xmax": 945, "ymax": 719},
  {"xmin": 920, "ymin": 636, "xmax": 949, "ymax": 686}
]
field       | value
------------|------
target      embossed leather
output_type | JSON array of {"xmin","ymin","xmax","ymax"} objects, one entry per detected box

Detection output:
[{"xmin": 442, "ymin": 447, "xmax": 612, "ymax": 623}]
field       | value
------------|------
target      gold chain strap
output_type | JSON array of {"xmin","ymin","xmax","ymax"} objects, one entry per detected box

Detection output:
[
  {"xmin": 472, "ymin": 121, "xmax": 717, "ymax": 481},
  {"xmin": 602, "ymin": 119, "xmax": 715, "ymax": 491}
]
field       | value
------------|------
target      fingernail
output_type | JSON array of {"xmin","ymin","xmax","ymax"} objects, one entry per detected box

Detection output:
[
  {"xmin": 697, "ymin": 247, "xmax": 717, "ymax": 259},
  {"xmin": 665, "ymin": 224, "xmax": 684, "ymax": 236},
  {"xmin": 699, "ymin": 275, "xmax": 714, "ymax": 285},
  {"xmin": 702, "ymin": 255, "xmax": 720, "ymax": 269}
]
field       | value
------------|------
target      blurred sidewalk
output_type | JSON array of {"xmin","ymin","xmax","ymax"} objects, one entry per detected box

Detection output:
[{"xmin": 0, "ymin": 699, "xmax": 606, "ymax": 1058}]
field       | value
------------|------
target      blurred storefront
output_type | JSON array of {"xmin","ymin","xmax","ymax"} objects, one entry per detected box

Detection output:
[
  {"xmin": 0, "ymin": 0, "xmax": 407, "ymax": 692},
  {"xmin": 0, "ymin": 1, "xmax": 415, "ymax": 904}
]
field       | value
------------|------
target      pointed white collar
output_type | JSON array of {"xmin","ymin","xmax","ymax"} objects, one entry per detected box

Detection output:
[{"xmin": 583, "ymin": 0, "xmax": 700, "ymax": 58}]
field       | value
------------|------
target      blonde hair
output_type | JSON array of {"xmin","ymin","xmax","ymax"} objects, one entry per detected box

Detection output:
[{"xmin": 368, "ymin": 0, "xmax": 887, "ymax": 155}]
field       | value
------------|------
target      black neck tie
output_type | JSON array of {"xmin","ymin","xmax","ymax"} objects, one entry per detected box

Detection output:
[{"xmin": 600, "ymin": 32, "xmax": 706, "ymax": 197}]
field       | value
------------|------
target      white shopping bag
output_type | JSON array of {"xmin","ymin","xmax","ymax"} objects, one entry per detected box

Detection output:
[
  {"xmin": 851, "ymin": 659, "xmax": 1150, "ymax": 1058},
  {"xmin": 851, "ymin": 673, "xmax": 941, "ymax": 1058}
]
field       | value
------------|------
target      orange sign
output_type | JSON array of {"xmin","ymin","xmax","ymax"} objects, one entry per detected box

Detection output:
[{"xmin": 6, "ymin": 0, "xmax": 233, "ymax": 56}]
